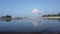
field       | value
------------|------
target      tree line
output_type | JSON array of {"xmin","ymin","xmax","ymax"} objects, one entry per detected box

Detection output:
[{"xmin": 42, "ymin": 12, "xmax": 60, "ymax": 17}]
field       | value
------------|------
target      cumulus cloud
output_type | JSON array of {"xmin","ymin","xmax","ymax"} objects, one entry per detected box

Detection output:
[
  {"xmin": 32, "ymin": 8, "xmax": 39, "ymax": 14},
  {"xmin": 32, "ymin": 8, "xmax": 46, "ymax": 15}
]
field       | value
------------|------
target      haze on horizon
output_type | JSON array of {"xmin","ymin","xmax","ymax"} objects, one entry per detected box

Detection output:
[{"xmin": 0, "ymin": 0, "xmax": 60, "ymax": 17}]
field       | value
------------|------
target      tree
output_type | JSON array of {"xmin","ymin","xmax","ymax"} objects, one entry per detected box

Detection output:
[
  {"xmin": 58, "ymin": 13, "xmax": 60, "ymax": 16},
  {"xmin": 5, "ymin": 15, "xmax": 11, "ymax": 18}
]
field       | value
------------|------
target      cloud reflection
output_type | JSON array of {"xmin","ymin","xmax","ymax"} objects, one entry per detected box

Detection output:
[{"xmin": 32, "ymin": 20, "xmax": 40, "ymax": 26}]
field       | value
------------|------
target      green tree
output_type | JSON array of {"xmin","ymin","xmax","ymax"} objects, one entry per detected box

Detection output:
[{"xmin": 6, "ymin": 15, "xmax": 11, "ymax": 18}]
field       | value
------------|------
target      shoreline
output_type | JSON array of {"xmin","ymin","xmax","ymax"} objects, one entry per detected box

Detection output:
[{"xmin": 41, "ymin": 17, "xmax": 60, "ymax": 19}]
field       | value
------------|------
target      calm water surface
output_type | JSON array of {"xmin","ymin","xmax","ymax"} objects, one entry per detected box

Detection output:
[{"xmin": 0, "ymin": 18, "xmax": 60, "ymax": 33}]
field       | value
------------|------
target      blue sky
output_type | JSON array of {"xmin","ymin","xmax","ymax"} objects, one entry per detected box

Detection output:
[{"xmin": 0, "ymin": 0, "xmax": 60, "ymax": 17}]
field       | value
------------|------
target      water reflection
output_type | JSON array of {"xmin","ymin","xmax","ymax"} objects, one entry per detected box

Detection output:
[
  {"xmin": 5, "ymin": 20, "xmax": 11, "ymax": 22},
  {"xmin": 32, "ymin": 19, "xmax": 41, "ymax": 26},
  {"xmin": 1, "ymin": 19, "xmax": 11, "ymax": 22},
  {"xmin": 58, "ymin": 19, "xmax": 60, "ymax": 22},
  {"xmin": 0, "ymin": 18, "xmax": 60, "ymax": 34},
  {"xmin": 47, "ymin": 18, "xmax": 60, "ymax": 22}
]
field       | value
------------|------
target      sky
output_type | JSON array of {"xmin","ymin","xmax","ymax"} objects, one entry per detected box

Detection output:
[{"xmin": 0, "ymin": 0, "xmax": 60, "ymax": 17}]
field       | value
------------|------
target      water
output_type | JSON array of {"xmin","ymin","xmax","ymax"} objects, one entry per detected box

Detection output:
[{"xmin": 0, "ymin": 18, "xmax": 60, "ymax": 34}]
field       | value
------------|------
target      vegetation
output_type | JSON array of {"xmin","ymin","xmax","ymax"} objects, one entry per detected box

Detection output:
[
  {"xmin": 42, "ymin": 12, "xmax": 60, "ymax": 17},
  {"xmin": 1, "ymin": 15, "xmax": 12, "ymax": 21},
  {"xmin": 5, "ymin": 15, "xmax": 12, "ymax": 19}
]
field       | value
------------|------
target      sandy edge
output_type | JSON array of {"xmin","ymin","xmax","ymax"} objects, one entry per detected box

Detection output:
[{"xmin": 41, "ymin": 17, "xmax": 60, "ymax": 19}]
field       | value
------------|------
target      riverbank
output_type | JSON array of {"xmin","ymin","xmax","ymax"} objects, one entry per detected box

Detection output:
[{"xmin": 41, "ymin": 17, "xmax": 60, "ymax": 19}]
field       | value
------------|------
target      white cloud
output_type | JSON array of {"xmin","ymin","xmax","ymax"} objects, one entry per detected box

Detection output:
[
  {"xmin": 32, "ymin": 8, "xmax": 46, "ymax": 15},
  {"xmin": 32, "ymin": 8, "xmax": 39, "ymax": 14}
]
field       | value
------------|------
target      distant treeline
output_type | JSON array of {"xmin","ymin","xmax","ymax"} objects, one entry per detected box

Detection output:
[
  {"xmin": 1, "ymin": 15, "xmax": 12, "ymax": 18},
  {"xmin": 42, "ymin": 13, "xmax": 60, "ymax": 17}
]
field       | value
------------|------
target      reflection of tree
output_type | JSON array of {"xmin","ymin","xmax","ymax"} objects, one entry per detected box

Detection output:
[
  {"xmin": 47, "ymin": 18, "xmax": 60, "ymax": 22},
  {"xmin": 57, "ymin": 19, "xmax": 60, "ymax": 22},
  {"xmin": 5, "ymin": 20, "xmax": 11, "ymax": 22}
]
